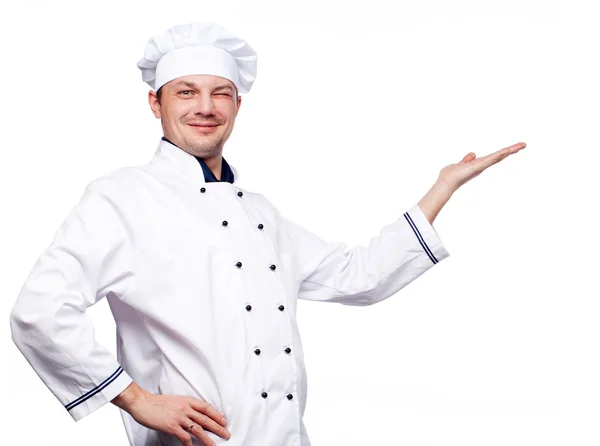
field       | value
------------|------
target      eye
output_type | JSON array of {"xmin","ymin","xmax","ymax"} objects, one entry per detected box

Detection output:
[
  {"xmin": 216, "ymin": 93, "xmax": 231, "ymax": 97},
  {"xmin": 179, "ymin": 90, "xmax": 193, "ymax": 96}
]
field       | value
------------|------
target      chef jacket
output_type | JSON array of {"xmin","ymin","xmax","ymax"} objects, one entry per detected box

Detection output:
[{"xmin": 10, "ymin": 138, "xmax": 451, "ymax": 446}]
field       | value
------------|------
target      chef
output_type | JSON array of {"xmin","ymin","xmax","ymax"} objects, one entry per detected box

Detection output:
[{"xmin": 9, "ymin": 21, "xmax": 526, "ymax": 446}]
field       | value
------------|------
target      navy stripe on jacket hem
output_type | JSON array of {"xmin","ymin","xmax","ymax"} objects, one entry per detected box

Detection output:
[
  {"xmin": 404, "ymin": 212, "xmax": 438, "ymax": 264},
  {"xmin": 65, "ymin": 366, "xmax": 124, "ymax": 411}
]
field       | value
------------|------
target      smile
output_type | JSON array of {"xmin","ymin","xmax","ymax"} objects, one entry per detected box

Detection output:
[{"xmin": 189, "ymin": 124, "xmax": 219, "ymax": 133}]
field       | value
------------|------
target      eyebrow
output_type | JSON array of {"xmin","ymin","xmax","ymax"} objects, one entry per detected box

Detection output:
[
  {"xmin": 214, "ymin": 84, "xmax": 234, "ymax": 92},
  {"xmin": 173, "ymin": 80, "xmax": 234, "ymax": 92}
]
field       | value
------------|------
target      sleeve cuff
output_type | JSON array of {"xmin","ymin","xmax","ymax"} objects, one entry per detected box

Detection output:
[
  {"xmin": 66, "ymin": 366, "xmax": 133, "ymax": 422},
  {"xmin": 404, "ymin": 203, "xmax": 450, "ymax": 265}
]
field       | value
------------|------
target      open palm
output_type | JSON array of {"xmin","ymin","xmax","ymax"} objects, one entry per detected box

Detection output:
[{"xmin": 438, "ymin": 142, "xmax": 527, "ymax": 193}]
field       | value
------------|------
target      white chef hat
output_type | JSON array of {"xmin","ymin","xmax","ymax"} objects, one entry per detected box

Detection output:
[{"xmin": 137, "ymin": 22, "xmax": 257, "ymax": 95}]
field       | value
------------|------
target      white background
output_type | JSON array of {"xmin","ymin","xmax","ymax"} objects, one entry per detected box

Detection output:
[{"xmin": 1, "ymin": 0, "xmax": 598, "ymax": 445}]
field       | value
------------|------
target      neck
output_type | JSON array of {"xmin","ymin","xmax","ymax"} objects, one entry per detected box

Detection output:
[
  {"xmin": 201, "ymin": 154, "xmax": 223, "ymax": 181},
  {"xmin": 161, "ymin": 136, "xmax": 225, "ymax": 181}
]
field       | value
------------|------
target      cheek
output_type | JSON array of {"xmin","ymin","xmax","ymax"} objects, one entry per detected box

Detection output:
[
  {"xmin": 167, "ymin": 103, "xmax": 191, "ymax": 121},
  {"xmin": 216, "ymin": 103, "xmax": 236, "ymax": 120}
]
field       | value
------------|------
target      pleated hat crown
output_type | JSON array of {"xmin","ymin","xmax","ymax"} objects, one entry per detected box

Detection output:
[{"xmin": 137, "ymin": 22, "xmax": 258, "ymax": 94}]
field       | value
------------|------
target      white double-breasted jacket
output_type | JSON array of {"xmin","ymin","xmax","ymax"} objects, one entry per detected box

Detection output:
[{"xmin": 10, "ymin": 138, "xmax": 450, "ymax": 445}]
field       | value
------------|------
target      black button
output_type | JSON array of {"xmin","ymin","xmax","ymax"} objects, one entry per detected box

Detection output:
[
  {"xmin": 236, "ymin": 262, "xmax": 242, "ymax": 268},
  {"xmin": 200, "ymin": 187, "xmax": 206, "ymax": 193},
  {"xmin": 270, "ymin": 264, "xmax": 276, "ymax": 270},
  {"xmin": 284, "ymin": 347, "xmax": 291, "ymax": 354},
  {"xmin": 287, "ymin": 394, "xmax": 293, "ymax": 400},
  {"xmin": 278, "ymin": 305, "xmax": 285, "ymax": 311},
  {"xmin": 245, "ymin": 304, "xmax": 252, "ymax": 311},
  {"xmin": 254, "ymin": 348, "xmax": 261, "ymax": 355},
  {"xmin": 237, "ymin": 191, "xmax": 243, "ymax": 197},
  {"xmin": 258, "ymin": 223, "xmax": 264, "ymax": 230},
  {"xmin": 261, "ymin": 392, "xmax": 268, "ymax": 398},
  {"xmin": 222, "ymin": 220, "xmax": 228, "ymax": 226}
]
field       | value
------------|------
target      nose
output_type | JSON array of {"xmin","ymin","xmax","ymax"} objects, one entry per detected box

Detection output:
[{"xmin": 192, "ymin": 94, "xmax": 216, "ymax": 116}]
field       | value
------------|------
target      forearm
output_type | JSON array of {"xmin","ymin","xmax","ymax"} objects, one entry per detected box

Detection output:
[{"xmin": 417, "ymin": 178, "xmax": 454, "ymax": 225}]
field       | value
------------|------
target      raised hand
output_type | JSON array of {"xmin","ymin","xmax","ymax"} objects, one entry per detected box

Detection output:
[{"xmin": 437, "ymin": 142, "xmax": 527, "ymax": 194}]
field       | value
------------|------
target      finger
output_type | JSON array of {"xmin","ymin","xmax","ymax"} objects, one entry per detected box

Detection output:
[
  {"xmin": 503, "ymin": 142, "xmax": 527, "ymax": 155},
  {"xmin": 492, "ymin": 142, "xmax": 526, "ymax": 157},
  {"xmin": 187, "ymin": 398, "xmax": 227, "ymax": 427},
  {"xmin": 502, "ymin": 143, "xmax": 526, "ymax": 157},
  {"xmin": 479, "ymin": 143, "xmax": 520, "ymax": 167},
  {"xmin": 185, "ymin": 421, "xmax": 216, "ymax": 446},
  {"xmin": 174, "ymin": 426, "xmax": 194, "ymax": 446},
  {"xmin": 188, "ymin": 410, "xmax": 231, "ymax": 440}
]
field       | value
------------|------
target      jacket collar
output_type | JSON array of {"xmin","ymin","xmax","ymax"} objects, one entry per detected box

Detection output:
[{"xmin": 151, "ymin": 137, "xmax": 240, "ymax": 189}]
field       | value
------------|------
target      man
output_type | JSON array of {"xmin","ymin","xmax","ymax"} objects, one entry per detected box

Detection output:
[{"xmin": 9, "ymin": 22, "xmax": 526, "ymax": 446}]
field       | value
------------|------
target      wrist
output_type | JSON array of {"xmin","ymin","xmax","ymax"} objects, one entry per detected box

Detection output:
[
  {"xmin": 111, "ymin": 381, "xmax": 148, "ymax": 412},
  {"xmin": 418, "ymin": 179, "xmax": 454, "ymax": 225},
  {"xmin": 434, "ymin": 176, "xmax": 457, "ymax": 198}
]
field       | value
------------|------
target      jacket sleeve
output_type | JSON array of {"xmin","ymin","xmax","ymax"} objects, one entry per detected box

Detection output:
[
  {"xmin": 9, "ymin": 179, "xmax": 135, "ymax": 421},
  {"xmin": 283, "ymin": 203, "xmax": 450, "ymax": 306}
]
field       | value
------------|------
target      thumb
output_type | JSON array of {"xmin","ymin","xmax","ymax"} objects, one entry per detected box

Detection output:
[{"xmin": 459, "ymin": 152, "xmax": 476, "ymax": 164}]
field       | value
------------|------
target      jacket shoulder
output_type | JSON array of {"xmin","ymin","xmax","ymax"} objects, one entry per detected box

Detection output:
[{"xmin": 85, "ymin": 165, "xmax": 146, "ymax": 195}]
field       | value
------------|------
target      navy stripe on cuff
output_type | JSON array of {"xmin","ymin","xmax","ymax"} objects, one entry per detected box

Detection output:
[
  {"xmin": 65, "ymin": 366, "xmax": 124, "ymax": 411},
  {"xmin": 404, "ymin": 212, "xmax": 438, "ymax": 264}
]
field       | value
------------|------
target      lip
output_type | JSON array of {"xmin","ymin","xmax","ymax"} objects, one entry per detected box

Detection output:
[{"xmin": 189, "ymin": 124, "xmax": 219, "ymax": 133}]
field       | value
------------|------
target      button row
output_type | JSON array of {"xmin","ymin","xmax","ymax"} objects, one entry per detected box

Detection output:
[
  {"xmin": 261, "ymin": 391, "xmax": 294, "ymax": 400},
  {"xmin": 235, "ymin": 261, "xmax": 277, "ymax": 270},
  {"xmin": 198, "ymin": 187, "xmax": 244, "ymax": 197},
  {"xmin": 244, "ymin": 304, "xmax": 285, "ymax": 312},
  {"xmin": 253, "ymin": 347, "xmax": 291, "ymax": 356},
  {"xmin": 199, "ymin": 186, "xmax": 295, "ymax": 405},
  {"xmin": 199, "ymin": 187, "xmax": 244, "ymax": 197},
  {"xmin": 222, "ymin": 220, "xmax": 264, "ymax": 231}
]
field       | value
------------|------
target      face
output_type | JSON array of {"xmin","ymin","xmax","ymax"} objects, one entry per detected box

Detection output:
[{"xmin": 148, "ymin": 74, "xmax": 242, "ymax": 159}]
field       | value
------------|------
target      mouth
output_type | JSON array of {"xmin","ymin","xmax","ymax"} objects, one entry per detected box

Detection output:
[{"xmin": 188, "ymin": 123, "xmax": 220, "ymax": 133}]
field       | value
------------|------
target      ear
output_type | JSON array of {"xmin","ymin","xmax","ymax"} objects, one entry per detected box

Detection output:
[
  {"xmin": 148, "ymin": 90, "xmax": 161, "ymax": 119},
  {"xmin": 235, "ymin": 95, "xmax": 242, "ymax": 116}
]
